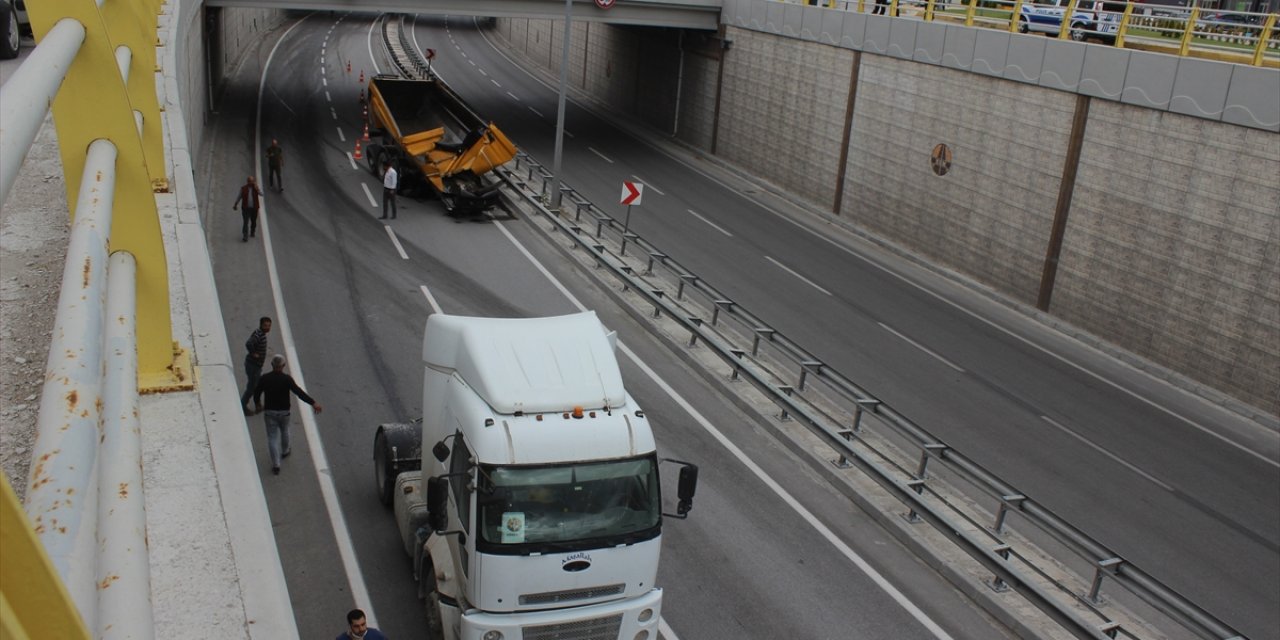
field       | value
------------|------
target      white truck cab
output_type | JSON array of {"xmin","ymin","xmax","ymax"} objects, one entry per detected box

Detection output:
[{"xmin": 374, "ymin": 312, "xmax": 697, "ymax": 640}]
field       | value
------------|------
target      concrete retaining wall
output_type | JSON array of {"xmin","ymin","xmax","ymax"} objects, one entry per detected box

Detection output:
[{"xmin": 490, "ymin": 17, "xmax": 1279, "ymax": 415}]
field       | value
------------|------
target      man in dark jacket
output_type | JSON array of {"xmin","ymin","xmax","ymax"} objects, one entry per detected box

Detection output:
[
  {"xmin": 335, "ymin": 609, "xmax": 387, "ymax": 640},
  {"xmin": 253, "ymin": 354, "xmax": 322, "ymax": 475},
  {"xmin": 232, "ymin": 175, "xmax": 263, "ymax": 241},
  {"xmin": 240, "ymin": 316, "xmax": 271, "ymax": 415}
]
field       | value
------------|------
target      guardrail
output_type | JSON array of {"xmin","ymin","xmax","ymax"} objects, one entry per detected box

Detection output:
[
  {"xmin": 492, "ymin": 151, "xmax": 1247, "ymax": 640},
  {"xmin": 0, "ymin": 3, "xmax": 157, "ymax": 638},
  {"xmin": 791, "ymin": 0, "xmax": 1279, "ymax": 66}
]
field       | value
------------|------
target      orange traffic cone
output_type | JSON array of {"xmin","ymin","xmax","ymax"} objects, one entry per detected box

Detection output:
[
  {"xmin": 353, "ymin": 140, "xmax": 363, "ymax": 160},
  {"xmin": 362, "ymin": 123, "xmax": 370, "ymax": 141},
  {"xmin": 346, "ymin": 60, "xmax": 351, "ymax": 73},
  {"xmin": 362, "ymin": 105, "xmax": 368, "ymax": 119},
  {"xmin": 359, "ymin": 70, "xmax": 364, "ymax": 84}
]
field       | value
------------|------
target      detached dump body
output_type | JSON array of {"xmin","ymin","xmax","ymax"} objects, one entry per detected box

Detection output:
[{"xmin": 366, "ymin": 74, "xmax": 517, "ymax": 216}]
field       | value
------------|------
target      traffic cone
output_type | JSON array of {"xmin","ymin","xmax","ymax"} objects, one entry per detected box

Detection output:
[
  {"xmin": 362, "ymin": 105, "xmax": 368, "ymax": 119},
  {"xmin": 346, "ymin": 60, "xmax": 351, "ymax": 73},
  {"xmin": 359, "ymin": 70, "xmax": 365, "ymax": 84},
  {"xmin": 359, "ymin": 88, "xmax": 365, "ymax": 104},
  {"xmin": 353, "ymin": 140, "xmax": 363, "ymax": 160},
  {"xmin": 362, "ymin": 123, "xmax": 370, "ymax": 141}
]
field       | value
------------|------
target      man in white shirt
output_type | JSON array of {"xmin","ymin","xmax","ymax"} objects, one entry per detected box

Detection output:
[{"xmin": 380, "ymin": 161, "xmax": 398, "ymax": 219}]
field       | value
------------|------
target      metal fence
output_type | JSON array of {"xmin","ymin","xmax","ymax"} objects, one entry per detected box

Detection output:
[
  {"xmin": 0, "ymin": 3, "xmax": 156, "ymax": 637},
  {"xmin": 492, "ymin": 150, "xmax": 1248, "ymax": 640},
  {"xmin": 789, "ymin": 0, "xmax": 1280, "ymax": 66}
]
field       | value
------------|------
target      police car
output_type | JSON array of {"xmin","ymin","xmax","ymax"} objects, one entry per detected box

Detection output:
[{"xmin": 1018, "ymin": 0, "xmax": 1122, "ymax": 43}]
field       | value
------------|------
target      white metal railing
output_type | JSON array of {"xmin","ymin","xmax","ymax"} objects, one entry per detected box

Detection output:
[{"xmin": 0, "ymin": 11, "xmax": 154, "ymax": 639}]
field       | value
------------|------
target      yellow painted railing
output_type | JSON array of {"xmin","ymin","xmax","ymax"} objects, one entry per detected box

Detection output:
[
  {"xmin": 799, "ymin": 0, "xmax": 1280, "ymax": 66},
  {"xmin": 0, "ymin": 476, "xmax": 90, "ymax": 639}
]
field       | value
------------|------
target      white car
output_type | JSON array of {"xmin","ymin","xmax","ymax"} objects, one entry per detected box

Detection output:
[{"xmin": 1018, "ymin": 0, "xmax": 1121, "ymax": 43}]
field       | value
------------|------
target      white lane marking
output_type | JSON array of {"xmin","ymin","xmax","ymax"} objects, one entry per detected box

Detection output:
[
  {"xmin": 507, "ymin": 91, "xmax": 520, "ymax": 102},
  {"xmin": 687, "ymin": 209, "xmax": 732, "ymax": 237},
  {"xmin": 472, "ymin": 22, "xmax": 1272, "ymax": 464},
  {"xmin": 491, "ymin": 219, "xmax": 954, "ymax": 640},
  {"xmin": 322, "ymin": 77, "xmax": 327, "ymax": 87},
  {"xmin": 461, "ymin": 50, "xmax": 468, "ymax": 58},
  {"xmin": 320, "ymin": 56, "xmax": 325, "ymax": 64},
  {"xmin": 385, "ymin": 226, "xmax": 409, "ymax": 260},
  {"xmin": 490, "ymin": 78, "xmax": 501, "ymax": 88},
  {"xmin": 765, "ymin": 256, "xmax": 832, "ymax": 296},
  {"xmin": 366, "ymin": 19, "xmax": 382, "ymax": 75},
  {"xmin": 660, "ymin": 618, "xmax": 681, "ymax": 640},
  {"xmin": 478, "ymin": 67, "xmax": 488, "ymax": 76},
  {"xmin": 255, "ymin": 16, "xmax": 378, "ymax": 628},
  {"xmin": 588, "ymin": 147, "xmax": 614, "ymax": 164},
  {"xmin": 528, "ymin": 106, "xmax": 543, "ymax": 118},
  {"xmin": 337, "ymin": 127, "xmax": 346, "ymax": 143},
  {"xmin": 878, "ymin": 323, "xmax": 966, "ymax": 373},
  {"xmin": 325, "ymin": 90, "xmax": 331, "ymax": 102},
  {"xmin": 360, "ymin": 182, "xmax": 377, "ymax": 207},
  {"xmin": 420, "ymin": 285, "xmax": 442, "ymax": 315},
  {"xmin": 330, "ymin": 107, "xmax": 337, "ymax": 120},
  {"xmin": 320, "ymin": 66, "xmax": 325, "ymax": 75},
  {"xmin": 1041, "ymin": 416, "xmax": 1174, "ymax": 491},
  {"xmin": 469, "ymin": 59, "xmax": 476, "ymax": 66},
  {"xmin": 632, "ymin": 176, "xmax": 664, "ymax": 196},
  {"xmin": 346, "ymin": 152, "xmax": 358, "ymax": 171},
  {"xmin": 564, "ymin": 130, "xmax": 574, "ymax": 139}
]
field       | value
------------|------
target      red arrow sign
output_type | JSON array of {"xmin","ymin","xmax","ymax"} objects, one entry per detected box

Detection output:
[
  {"xmin": 620, "ymin": 181, "xmax": 644, "ymax": 206},
  {"xmin": 426, "ymin": 48, "xmax": 436, "ymax": 60}
]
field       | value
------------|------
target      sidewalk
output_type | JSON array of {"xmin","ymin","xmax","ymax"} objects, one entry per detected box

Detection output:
[{"xmin": 0, "ymin": 4, "xmax": 296, "ymax": 636}]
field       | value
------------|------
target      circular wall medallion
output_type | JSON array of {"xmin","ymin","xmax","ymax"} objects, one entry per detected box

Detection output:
[
  {"xmin": 595, "ymin": 0, "xmax": 616, "ymax": 8},
  {"xmin": 930, "ymin": 143, "xmax": 953, "ymax": 177}
]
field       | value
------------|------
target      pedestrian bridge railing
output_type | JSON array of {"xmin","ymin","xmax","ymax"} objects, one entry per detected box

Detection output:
[
  {"xmin": 0, "ymin": 0, "xmax": 189, "ymax": 635},
  {"xmin": 789, "ymin": 0, "xmax": 1279, "ymax": 66}
]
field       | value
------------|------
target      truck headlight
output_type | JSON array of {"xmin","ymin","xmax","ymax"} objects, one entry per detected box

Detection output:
[
  {"xmin": 637, "ymin": 608, "xmax": 654, "ymax": 623},
  {"xmin": 633, "ymin": 632, "xmax": 650, "ymax": 640},
  {"xmin": 482, "ymin": 632, "xmax": 504, "ymax": 640}
]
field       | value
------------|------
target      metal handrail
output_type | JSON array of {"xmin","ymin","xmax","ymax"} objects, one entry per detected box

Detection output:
[
  {"xmin": 785, "ymin": 0, "xmax": 1279, "ymax": 66},
  {"xmin": 494, "ymin": 151, "xmax": 1246, "ymax": 640},
  {"xmin": 0, "ymin": 8, "xmax": 154, "ymax": 639}
]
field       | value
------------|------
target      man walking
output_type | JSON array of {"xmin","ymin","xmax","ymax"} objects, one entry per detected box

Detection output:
[
  {"xmin": 240, "ymin": 317, "xmax": 271, "ymax": 415},
  {"xmin": 232, "ymin": 175, "xmax": 263, "ymax": 241},
  {"xmin": 266, "ymin": 139, "xmax": 285, "ymax": 192},
  {"xmin": 252, "ymin": 354, "xmax": 322, "ymax": 475},
  {"xmin": 335, "ymin": 609, "xmax": 388, "ymax": 640},
  {"xmin": 380, "ymin": 160, "xmax": 398, "ymax": 219}
]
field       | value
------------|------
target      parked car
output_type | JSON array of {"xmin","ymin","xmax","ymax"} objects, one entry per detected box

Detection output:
[
  {"xmin": 1018, "ymin": 0, "xmax": 1122, "ymax": 43},
  {"xmin": 1196, "ymin": 11, "xmax": 1262, "ymax": 29},
  {"xmin": 1, "ymin": 0, "xmax": 28, "ymax": 60}
]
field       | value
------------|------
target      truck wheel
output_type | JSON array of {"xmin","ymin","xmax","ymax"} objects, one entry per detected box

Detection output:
[
  {"xmin": 374, "ymin": 429, "xmax": 396, "ymax": 506},
  {"xmin": 420, "ymin": 558, "xmax": 447, "ymax": 639}
]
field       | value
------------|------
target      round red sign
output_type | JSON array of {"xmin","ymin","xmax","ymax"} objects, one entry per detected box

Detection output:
[{"xmin": 595, "ymin": 0, "xmax": 616, "ymax": 8}]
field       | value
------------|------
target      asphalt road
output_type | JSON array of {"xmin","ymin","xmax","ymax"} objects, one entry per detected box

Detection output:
[
  {"xmin": 404, "ymin": 14, "xmax": 1279, "ymax": 640},
  {"xmin": 200, "ymin": 13, "xmax": 1016, "ymax": 640}
]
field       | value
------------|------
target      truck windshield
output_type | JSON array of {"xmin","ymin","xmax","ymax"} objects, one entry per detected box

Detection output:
[{"xmin": 476, "ymin": 456, "xmax": 661, "ymax": 553}]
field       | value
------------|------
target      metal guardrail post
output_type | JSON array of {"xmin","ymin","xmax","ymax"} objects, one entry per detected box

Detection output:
[
  {"xmin": 0, "ymin": 476, "xmax": 91, "ymax": 638},
  {"xmin": 1115, "ymin": 1, "xmax": 1134, "ymax": 49},
  {"xmin": 0, "ymin": 19, "xmax": 84, "ymax": 200},
  {"xmin": 1254, "ymin": 13, "xmax": 1279, "ymax": 65},
  {"xmin": 965, "ymin": 0, "xmax": 978, "ymax": 27},
  {"xmin": 24, "ymin": 139, "xmax": 119, "ymax": 629},
  {"xmin": 1058, "ymin": 0, "xmax": 1081, "ymax": 39},
  {"xmin": 1179, "ymin": 7, "xmax": 1201, "ymax": 56},
  {"xmin": 1009, "ymin": 0, "xmax": 1025, "ymax": 32},
  {"xmin": 97, "ymin": 251, "xmax": 154, "ymax": 640}
]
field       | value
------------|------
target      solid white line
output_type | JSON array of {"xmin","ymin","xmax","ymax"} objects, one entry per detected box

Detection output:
[
  {"xmin": 385, "ymin": 226, "xmax": 409, "ymax": 260},
  {"xmin": 491, "ymin": 220, "xmax": 954, "ymax": 640},
  {"xmin": 765, "ymin": 256, "xmax": 831, "ymax": 296},
  {"xmin": 255, "ymin": 16, "xmax": 378, "ymax": 628},
  {"xmin": 325, "ymin": 90, "xmax": 331, "ymax": 102},
  {"xmin": 491, "ymin": 78, "xmax": 501, "ymax": 88},
  {"xmin": 632, "ymin": 176, "xmax": 664, "ymax": 196},
  {"xmin": 659, "ymin": 618, "xmax": 680, "ymax": 640},
  {"xmin": 878, "ymin": 322, "xmax": 966, "ymax": 373},
  {"xmin": 1041, "ymin": 416, "xmax": 1174, "ymax": 491},
  {"xmin": 507, "ymin": 91, "xmax": 520, "ymax": 102},
  {"xmin": 687, "ymin": 209, "xmax": 732, "ymax": 237},
  {"xmin": 337, "ymin": 127, "xmax": 346, "ymax": 143},
  {"xmin": 366, "ymin": 19, "xmax": 382, "ymax": 75},
  {"xmin": 360, "ymin": 183, "xmax": 377, "ymax": 207},
  {"xmin": 346, "ymin": 152, "xmax": 358, "ymax": 171},
  {"xmin": 588, "ymin": 147, "xmax": 614, "ymax": 164},
  {"xmin": 419, "ymin": 285, "xmax": 442, "ymax": 315},
  {"xmin": 529, "ymin": 106, "xmax": 544, "ymax": 118}
]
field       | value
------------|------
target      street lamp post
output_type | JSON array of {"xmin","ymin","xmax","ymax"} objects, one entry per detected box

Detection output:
[{"xmin": 549, "ymin": 0, "xmax": 573, "ymax": 211}]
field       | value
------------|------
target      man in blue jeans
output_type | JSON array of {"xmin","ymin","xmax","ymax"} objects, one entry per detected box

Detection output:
[{"xmin": 252, "ymin": 354, "xmax": 322, "ymax": 475}]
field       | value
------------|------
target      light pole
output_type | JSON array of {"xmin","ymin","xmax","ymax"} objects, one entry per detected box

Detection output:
[{"xmin": 549, "ymin": 0, "xmax": 573, "ymax": 211}]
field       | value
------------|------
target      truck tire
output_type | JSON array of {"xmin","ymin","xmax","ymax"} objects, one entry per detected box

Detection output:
[
  {"xmin": 374, "ymin": 429, "xmax": 396, "ymax": 505},
  {"xmin": 420, "ymin": 557, "xmax": 447, "ymax": 639}
]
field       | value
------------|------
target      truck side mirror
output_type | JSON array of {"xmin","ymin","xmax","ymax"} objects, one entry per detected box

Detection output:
[
  {"xmin": 427, "ymin": 476, "xmax": 449, "ymax": 533},
  {"xmin": 676, "ymin": 465, "xmax": 698, "ymax": 517},
  {"xmin": 432, "ymin": 441, "xmax": 449, "ymax": 462}
]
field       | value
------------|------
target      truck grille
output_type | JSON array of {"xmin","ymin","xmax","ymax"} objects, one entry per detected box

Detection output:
[
  {"xmin": 519, "ymin": 584, "xmax": 625, "ymax": 606},
  {"xmin": 523, "ymin": 613, "xmax": 623, "ymax": 640}
]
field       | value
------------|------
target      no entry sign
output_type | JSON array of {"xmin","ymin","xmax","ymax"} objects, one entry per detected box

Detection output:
[{"xmin": 620, "ymin": 181, "xmax": 644, "ymax": 206}]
